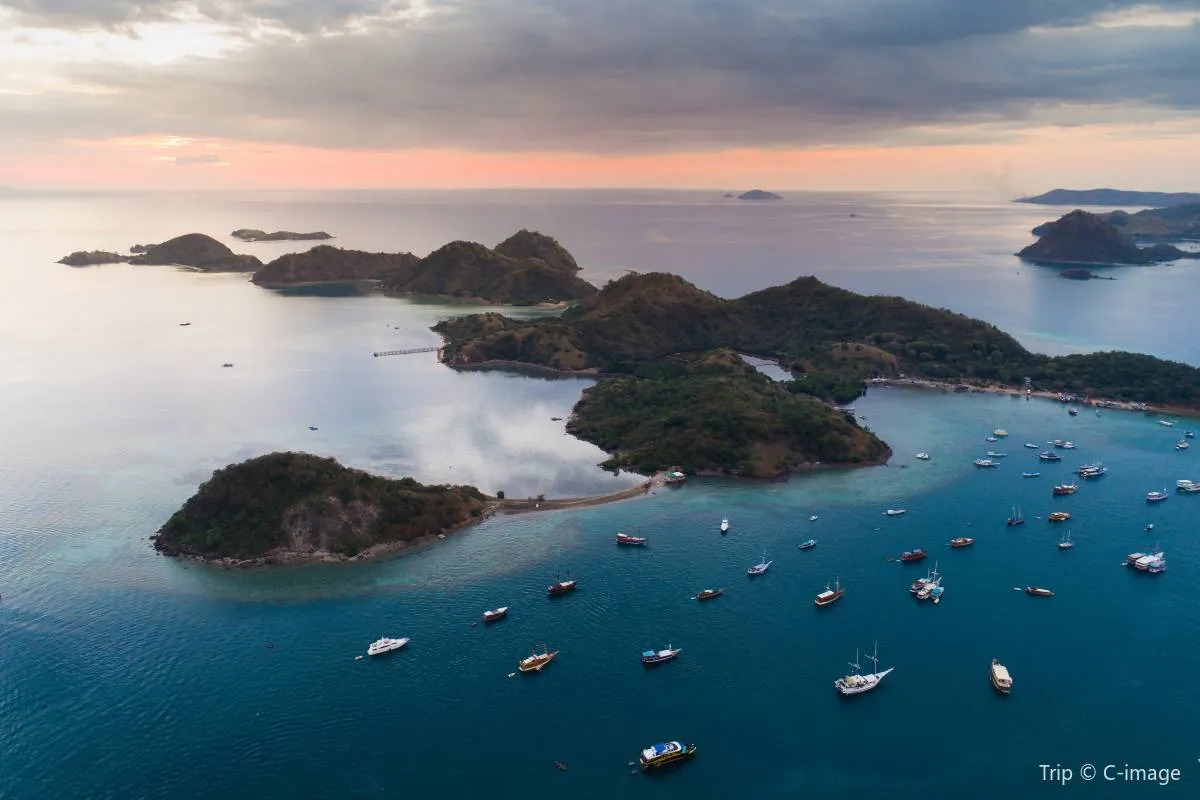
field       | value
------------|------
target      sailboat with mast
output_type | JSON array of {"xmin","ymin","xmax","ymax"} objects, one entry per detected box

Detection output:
[
  {"xmin": 834, "ymin": 641, "xmax": 893, "ymax": 697},
  {"xmin": 1006, "ymin": 504, "xmax": 1025, "ymax": 527},
  {"xmin": 1057, "ymin": 530, "xmax": 1074, "ymax": 550},
  {"xmin": 746, "ymin": 550, "xmax": 772, "ymax": 576}
]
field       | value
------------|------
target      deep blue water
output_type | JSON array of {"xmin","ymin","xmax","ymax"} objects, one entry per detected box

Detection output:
[{"xmin": 1, "ymin": 191, "xmax": 1198, "ymax": 799}]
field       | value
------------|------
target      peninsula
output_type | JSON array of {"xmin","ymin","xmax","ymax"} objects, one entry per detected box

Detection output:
[
  {"xmin": 1033, "ymin": 204, "xmax": 1200, "ymax": 242},
  {"xmin": 152, "ymin": 452, "xmax": 488, "ymax": 564},
  {"xmin": 58, "ymin": 250, "xmax": 127, "ymax": 267},
  {"xmin": 56, "ymin": 233, "xmax": 262, "ymax": 271},
  {"xmin": 736, "ymin": 190, "xmax": 783, "ymax": 200},
  {"xmin": 1018, "ymin": 210, "xmax": 1198, "ymax": 266},
  {"xmin": 232, "ymin": 229, "xmax": 333, "ymax": 242},
  {"xmin": 1017, "ymin": 188, "xmax": 1200, "ymax": 207}
]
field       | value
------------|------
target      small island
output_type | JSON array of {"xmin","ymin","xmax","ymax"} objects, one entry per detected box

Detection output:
[
  {"xmin": 736, "ymin": 190, "xmax": 783, "ymax": 201},
  {"xmin": 1060, "ymin": 268, "xmax": 1116, "ymax": 281},
  {"xmin": 231, "ymin": 229, "xmax": 334, "ymax": 242},
  {"xmin": 152, "ymin": 452, "xmax": 488, "ymax": 564},
  {"xmin": 1034, "ymin": 204, "xmax": 1200, "ymax": 242},
  {"xmin": 57, "ymin": 250, "xmax": 127, "ymax": 267},
  {"xmin": 1018, "ymin": 210, "xmax": 1199, "ymax": 266},
  {"xmin": 1017, "ymin": 188, "xmax": 1200, "ymax": 207},
  {"xmin": 129, "ymin": 233, "xmax": 262, "ymax": 272}
]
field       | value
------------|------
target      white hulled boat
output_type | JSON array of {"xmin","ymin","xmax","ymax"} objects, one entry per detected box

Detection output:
[
  {"xmin": 747, "ymin": 551, "xmax": 772, "ymax": 576},
  {"xmin": 1147, "ymin": 489, "xmax": 1169, "ymax": 503},
  {"xmin": 834, "ymin": 642, "xmax": 893, "ymax": 697},
  {"xmin": 719, "ymin": 518, "xmax": 729, "ymax": 533},
  {"xmin": 367, "ymin": 637, "xmax": 410, "ymax": 656}
]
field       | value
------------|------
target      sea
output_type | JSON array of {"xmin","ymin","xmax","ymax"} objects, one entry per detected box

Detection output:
[{"xmin": 1, "ymin": 190, "xmax": 1199, "ymax": 799}]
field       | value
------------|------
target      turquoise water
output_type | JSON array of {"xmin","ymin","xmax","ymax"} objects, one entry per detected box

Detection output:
[{"xmin": 2, "ymin": 192, "xmax": 1199, "ymax": 798}]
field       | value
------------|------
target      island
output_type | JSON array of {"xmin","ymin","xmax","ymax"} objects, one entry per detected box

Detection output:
[
  {"xmin": 152, "ymin": 452, "xmax": 488, "ymax": 564},
  {"xmin": 1060, "ymin": 268, "xmax": 1116, "ymax": 281},
  {"xmin": 128, "ymin": 233, "xmax": 263, "ymax": 272},
  {"xmin": 736, "ymin": 190, "xmax": 783, "ymax": 201},
  {"xmin": 57, "ymin": 250, "xmax": 127, "ymax": 267},
  {"xmin": 231, "ymin": 229, "xmax": 334, "ymax": 242},
  {"xmin": 1016, "ymin": 189, "xmax": 1200, "ymax": 207},
  {"xmin": 252, "ymin": 246, "xmax": 418, "ymax": 287},
  {"xmin": 1018, "ymin": 210, "xmax": 1199, "ymax": 266},
  {"xmin": 1034, "ymin": 203, "xmax": 1200, "ymax": 242}
]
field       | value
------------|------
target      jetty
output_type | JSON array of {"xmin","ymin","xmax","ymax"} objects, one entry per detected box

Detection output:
[
  {"xmin": 491, "ymin": 472, "xmax": 667, "ymax": 513},
  {"xmin": 373, "ymin": 347, "xmax": 441, "ymax": 358}
]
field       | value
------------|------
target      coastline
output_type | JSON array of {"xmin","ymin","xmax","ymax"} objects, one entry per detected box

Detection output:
[{"xmin": 870, "ymin": 377, "xmax": 1200, "ymax": 417}]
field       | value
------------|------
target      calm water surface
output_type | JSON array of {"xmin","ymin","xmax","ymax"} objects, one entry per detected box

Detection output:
[{"xmin": 0, "ymin": 192, "xmax": 1198, "ymax": 799}]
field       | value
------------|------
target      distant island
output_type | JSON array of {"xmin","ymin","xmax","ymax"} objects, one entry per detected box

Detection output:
[
  {"xmin": 58, "ymin": 250, "xmax": 127, "ymax": 267},
  {"xmin": 1018, "ymin": 210, "xmax": 1199, "ymax": 266},
  {"xmin": 1060, "ymin": 268, "xmax": 1116, "ymax": 281},
  {"xmin": 736, "ymin": 190, "xmax": 783, "ymax": 201},
  {"xmin": 231, "ymin": 229, "xmax": 334, "ymax": 242},
  {"xmin": 57, "ymin": 234, "xmax": 262, "ymax": 272},
  {"xmin": 1033, "ymin": 204, "xmax": 1200, "ymax": 242},
  {"xmin": 152, "ymin": 452, "xmax": 488, "ymax": 565},
  {"xmin": 1017, "ymin": 189, "xmax": 1200, "ymax": 207}
]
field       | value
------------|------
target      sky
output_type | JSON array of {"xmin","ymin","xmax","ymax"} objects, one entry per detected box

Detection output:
[{"xmin": 2, "ymin": 0, "xmax": 1200, "ymax": 192}]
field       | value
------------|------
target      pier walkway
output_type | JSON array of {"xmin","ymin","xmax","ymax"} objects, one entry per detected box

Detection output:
[{"xmin": 373, "ymin": 347, "xmax": 441, "ymax": 358}]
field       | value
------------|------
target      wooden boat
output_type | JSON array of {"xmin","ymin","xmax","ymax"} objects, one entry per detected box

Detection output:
[
  {"xmin": 1052, "ymin": 482, "xmax": 1078, "ymax": 496},
  {"xmin": 1007, "ymin": 504, "xmax": 1025, "ymax": 526},
  {"xmin": 518, "ymin": 645, "xmax": 559, "ymax": 673},
  {"xmin": 696, "ymin": 588, "xmax": 723, "ymax": 601},
  {"xmin": 899, "ymin": 549, "xmax": 926, "ymax": 562},
  {"xmin": 638, "ymin": 741, "xmax": 697, "ymax": 770},
  {"xmin": 948, "ymin": 537, "xmax": 974, "ymax": 548},
  {"xmin": 482, "ymin": 607, "xmax": 509, "ymax": 623},
  {"xmin": 1047, "ymin": 511, "xmax": 1071, "ymax": 522},
  {"xmin": 1025, "ymin": 586, "xmax": 1054, "ymax": 597},
  {"xmin": 547, "ymin": 577, "xmax": 578, "ymax": 596},
  {"xmin": 834, "ymin": 642, "xmax": 893, "ymax": 697},
  {"xmin": 1038, "ymin": 451, "xmax": 1061, "ymax": 462},
  {"xmin": 991, "ymin": 658, "xmax": 1012, "ymax": 694},
  {"xmin": 814, "ymin": 578, "xmax": 844, "ymax": 607},
  {"xmin": 642, "ymin": 645, "xmax": 682, "ymax": 666},
  {"xmin": 747, "ymin": 551, "xmax": 772, "ymax": 576},
  {"xmin": 798, "ymin": 538, "xmax": 817, "ymax": 550},
  {"xmin": 615, "ymin": 532, "xmax": 646, "ymax": 545}
]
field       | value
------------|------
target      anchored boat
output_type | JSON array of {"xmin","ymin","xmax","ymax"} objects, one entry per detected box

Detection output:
[
  {"xmin": 991, "ymin": 659, "xmax": 1013, "ymax": 694},
  {"xmin": 482, "ymin": 607, "xmax": 509, "ymax": 623},
  {"xmin": 696, "ymin": 588, "xmax": 724, "ymax": 601},
  {"xmin": 642, "ymin": 645, "xmax": 682, "ymax": 667},
  {"xmin": 814, "ymin": 578, "xmax": 844, "ymax": 607},
  {"xmin": 638, "ymin": 741, "xmax": 697, "ymax": 770},
  {"xmin": 518, "ymin": 645, "xmax": 559, "ymax": 673},
  {"xmin": 834, "ymin": 642, "xmax": 893, "ymax": 697}
]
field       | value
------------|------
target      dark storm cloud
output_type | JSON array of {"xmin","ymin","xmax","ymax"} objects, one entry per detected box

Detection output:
[{"xmin": 3, "ymin": 0, "xmax": 1200, "ymax": 151}]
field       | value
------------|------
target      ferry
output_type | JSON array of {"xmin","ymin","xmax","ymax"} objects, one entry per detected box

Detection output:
[
  {"xmin": 991, "ymin": 659, "xmax": 1013, "ymax": 695},
  {"xmin": 642, "ymin": 645, "xmax": 682, "ymax": 667},
  {"xmin": 1052, "ymin": 482, "xmax": 1078, "ymax": 496},
  {"xmin": 1038, "ymin": 451, "xmax": 1062, "ymax": 462},
  {"xmin": 547, "ymin": 577, "xmax": 578, "ymax": 596},
  {"xmin": 1026, "ymin": 586, "xmax": 1054, "ymax": 597},
  {"xmin": 1048, "ymin": 511, "xmax": 1071, "ymax": 522},
  {"xmin": 696, "ymin": 588, "xmax": 724, "ymax": 601},
  {"xmin": 638, "ymin": 741, "xmax": 697, "ymax": 770},
  {"xmin": 367, "ymin": 637, "xmax": 410, "ymax": 656},
  {"xmin": 798, "ymin": 538, "xmax": 817, "ymax": 550},
  {"xmin": 973, "ymin": 458, "xmax": 996, "ymax": 468},
  {"xmin": 948, "ymin": 537, "xmax": 974, "ymax": 548},
  {"xmin": 615, "ymin": 532, "xmax": 646, "ymax": 546},
  {"xmin": 1146, "ymin": 489, "xmax": 1169, "ymax": 503},
  {"xmin": 899, "ymin": 548, "xmax": 926, "ymax": 563},
  {"xmin": 518, "ymin": 645, "xmax": 559, "ymax": 673},
  {"xmin": 482, "ymin": 607, "xmax": 509, "ymax": 623},
  {"xmin": 814, "ymin": 578, "xmax": 844, "ymax": 607},
  {"xmin": 834, "ymin": 642, "xmax": 893, "ymax": 697}
]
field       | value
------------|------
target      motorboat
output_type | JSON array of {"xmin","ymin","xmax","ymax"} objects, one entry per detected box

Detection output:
[
  {"xmin": 985, "ymin": 436, "xmax": 998, "ymax": 443},
  {"xmin": 834, "ymin": 642, "xmax": 893, "ymax": 697},
  {"xmin": 696, "ymin": 588, "xmax": 724, "ymax": 601},
  {"xmin": 482, "ymin": 607, "xmax": 509, "ymax": 623},
  {"xmin": 638, "ymin": 741, "xmax": 697, "ymax": 770},
  {"xmin": 1068, "ymin": 408, "xmax": 1078, "ymax": 416},
  {"xmin": 1061, "ymin": 441, "xmax": 1076, "ymax": 450},
  {"xmin": 664, "ymin": 470, "xmax": 686, "ymax": 484},
  {"xmin": 1038, "ymin": 452, "xmax": 1061, "ymax": 462},
  {"xmin": 1024, "ymin": 442, "xmax": 1039, "ymax": 449},
  {"xmin": 1147, "ymin": 558, "xmax": 1167, "ymax": 574},
  {"xmin": 991, "ymin": 659, "xmax": 1013, "ymax": 694},
  {"xmin": 642, "ymin": 645, "xmax": 682, "ymax": 666},
  {"xmin": 1185, "ymin": 431, "xmax": 1196, "ymax": 439},
  {"xmin": 1047, "ymin": 511, "xmax": 1071, "ymax": 522},
  {"xmin": 518, "ymin": 645, "xmax": 559, "ymax": 673},
  {"xmin": 916, "ymin": 566, "xmax": 941, "ymax": 600},
  {"xmin": 949, "ymin": 537, "xmax": 974, "ymax": 548},
  {"xmin": 719, "ymin": 518, "xmax": 729, "ymax": 534},
  {"xmin": 993, "ymin": 429, "xmax": 1008, "ymax": 438},
  {"xmin": 1052, "ymin": 482, "xmax": 1077, "ymax": 496},
  {"xmin": 985, "ymin": 451, "xmax": 1008, "ymax": 458},
  {"xmin": 798, "ymin": 538, "xmax": 817, "ymax": 550},
  {"xmin": 1146, "ymin": 489, "xmax": 1169, "ymax": 503},
  {"xmin": 747, "ymin": 551, "xmax": 772, "ymax": 576},
  {"xmin": 814, "ymin": 578, "xmax": 844, "ymax": 607},
  {"xmin": 1177, "ymin": 439, "xmax": 1190, "ymax": 451},
  {"xmin": 1079, "ymin": 464, "xmax": 1107, "ymax": 479},
  {"xmin": 1159, "ymin": 419, "xmax": 1176, "ymax": 427},
  {"xmin": 367, "ymin": 637, "xmax": 410, "ymax": 656},
  {"xmin": 915, "ymin": 452, "xmax": 931, "ymax": 460},
  {"xmin": 616, "ymin": 532, "xmax": 646, "ymax": 545},
  {"xmin": 884, "ymin": 508, "xmax": 907, "ymax": 516},
  {"xmin": 1022, "ymin": 472, "xmax": 1040, "ymax": 478},
  {"xmin": 547, "ymin": 577, "xmax": 578, "ymax": 596},
  {"xmin": 899, "ymin": 548, "xmax": 926, "ymax": 562},
  {"xmin": 973, "ymin": 458, "xmax": 995, "ymax": 468},
  {"xmin": 910, "ymin": 572, "xmax": 934, "ymax": 594},
  {"xmin": 930, "ymin": 585, "xmax": 944, "ymax": 604},
  {"xmin": 1025, "ymin": 587, "xmax": 1054, "ymax": 597},
  {"xmin": 810, "ymin": 515, "xmax": 819, "ymax": 521}
]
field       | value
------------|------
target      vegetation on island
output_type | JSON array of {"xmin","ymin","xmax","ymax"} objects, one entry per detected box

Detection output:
[
  {"xmin": 737, "ymin": 190, "xmax": 783, "ymax": 200},
  {"xmin": 252, "ymin": 245, "xmax": 419, "ymax": 286},
  {"xmin": 128, "ymin": 233, "xmax": 262, "ymax": 272},
  {"xmin": 1033, "ymin": 204, "xmax": 1200, "ymax": 242},
  {"xmin": 231, "ymin": 229, "xmax": 333, "ymax": 242},
  {"xmin": 1018, "ymin": 211, "xmax": 1197, "ymax": 266},
  {"xmin": 1017, "ymin": 189, "xmax": 1200, "ymax": 207},
  {"xmin": 57, "ymin": 250, "xmax": 127, "ymax": 266},
  {"xmin": 153, "ymin": 452, "xmax": 487, "ymax": 561},
  {"xmin": 566, "ymin": 350, "xmax": 889, "ymax": 477}
]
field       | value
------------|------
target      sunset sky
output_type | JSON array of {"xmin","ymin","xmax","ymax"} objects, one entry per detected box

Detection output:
[{"xmin": 2, "ymin": 0, "xmax": 1200, "ymax": 192}]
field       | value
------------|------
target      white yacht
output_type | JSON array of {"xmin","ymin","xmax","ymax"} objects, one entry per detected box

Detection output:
[
  {"xmin": 834, "ymin": 642, "xmax": 893, "ymax": 697},
  {"xmin": 973, "ymin": 458, "xmax": 995, "ymax": 468},
  {"xmin": 884, "ymin": 508, "xmax": 907, "ymax": 516},
  {"xmin": 915, "ymin": 452, "xmax": 930, "ymax": 460},
  {"xmin": 1177, "ymin": 439, "xmax": 1190, "ymax": 451},
  {"xmin": 747, "ymin": 551, "xmax": 772, "ymax": 576},
  {"xmin": 719, "ymin": 518, "xmax": 729, "ymax": 533},
  {"xmin": 367, "ymin": 637, "xmax": 410, "ymax": 656}
]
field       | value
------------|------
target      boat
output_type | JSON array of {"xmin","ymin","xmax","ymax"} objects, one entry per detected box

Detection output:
[
  {"xmin": 482, "ymin": 607, "xmax": 509, "ymax": 623},
  {"xmin": 985, "ymin": 451, "xmax": 1008, "ymax": 458},
  {"xmin": 1052, "ymin": 439, "xmax": 1067, "ymax": 448},
  {"xmin": 914, "ymin": 452, "xmax": 931, "ymax": 461},
  {"xmin": 899, "ymin": 548, "xmax": 926, "ymax": 562},
  {"xmin": 1147, "ymin": 558, "xmax": 1167, "ymax": 574},
  {"xmin": 747, "ymin": 551, "xmax": 772, "ymax": 576},
  {"xmin": 518, "ymin": 645, "xmax": 559, "ymax": 673},
  {"xmin": 1052, "ymin": 482, "xmax": 1078, "ymax": 496},
  {"xmin": 798, "ymin": 538, "xmax": 817, "ymax": 550},
  {"xmin": 642, "ymin": 645, "xmax": 682, "ymax": 666},
  {"xmin": 1179, "ymin": 482, "xmax": 1200, "ymax": 494},
  {"xmin": 973, "ymin": 458, "xmax": 995, "ymax": 468},
  {"xmin": 696, "ymin": 588, "xmax": 724, "ymax": 601},
  {"xmin": 916, "ymin": 566, "xmax": 940, "ymax": 600},
  {"xmin": 814, "ymin": 578, "xmax": 844, "ymax": 607},
  {"xmin": 1024, "ymin": 442, "xmax": 1039, "ymax": 449},
  {"xmin": 1177, "ymin": 479, "xmax": 1196, "ymax": 489},
  {"xmin": 993, "ymin": 429, "xmax": 1008, "ymax": 438},
  {"xmin": 719, "ymin": 518, "xmax": 729, "ymax": 534},
  {"xmin": 222, "ymin": 362, "xmax": 233, "ymax": 368},
  {"xmin": 991, "ymin": 659, "xmax": 1013, "ymax": 694},
  {"xmin": 930, "ymin": 585, "xmax": 944, "ymax": 604},
  {"xmin": 1159, "ymin": 419, "xmax": 1176, "ymax": 427},
  {"xmin": 1134, "ymin": 551, "xmax": 1164, "ymax": 571},
  {"xmin": 948, "ymin": 537, "xmax": 974, "ymax": 548},
  {"xmin": 1186, "ymin": 431, "xmax": 1196, "ymax": 439},
  {"xmin": 1124, "ymin": 552, "xmax": 1147, "ymax": 566},
  {"xmin": 1068, "ymin": 408, "xmax": 1078, "ymax": 416},
  {"xmin": 307, "ymin": 425, "xmax": 318, "ymax": 431},
  {"xmin": 1022, "ymin": 472, "xmax": 1040, "ymax": 478},
  {"xmin": 884, "ymin": 508, "xmax": 907, "ymax": 516},
  {"xmin": 638, "ymin": 741, "xmax": 697, "ymax": 770},
  {"xmin": 367, "ymin": 637, "xmax": 410, "ymax": 656},
  {"xmin": 810, "ymin": 515, "xmax": 819, "ymax": 521},
  {"xmin": 1006, "ymin": 504, "xmax": 1025, "ymax": 526},
  {"xmin": 1146, "ymin": 489, "xmax": 1169, "ymax": 503},
  {"xmin": 1025, "ymin": 587, "xmax": 1054, "ymax": 597},
  {"xmin": 1048, "ymin": 511, "xmax": 1071, "ymax": 522},
  {"xmin": 1145, "ymin": 522, "xmax": 1155, "ymax": 531},
  {"xmin": 616, "ymin": 532, "xmax": 646, "ymax": 546},
  {"xmin": 179, "ymin": 322, "xmax": 191, "ymax": 326},
  {"xmin": 1057, "ymin": 530, "xmax": 1074, "ymax": 550},
  {"xmin": 547, "ymin": 577, "xmax": 578, "ymax": 596},
  {"xmin": 664, "ymin": 470, "xmax": 686, "ymax": 484},
  {"xmin": 834, "ymin": 642, "xmax": 893, "ymax": 697},
  {"xmin": 1038, "ymin": 451, "xmax": 1061, "ymax": 462},
  {"xmin": 1079, "ymin": 464, "xmax": 1107, "ymax": 479},
  {"xmin": 1061, "ymin": 441, "xmax": 1076, "ymax": 449},
  {"xmin": 985, "ymin": 436, "xmax": 998, "ymax": 443},
  {"xmin": 1177, "ymin": 439, "xmax": 1190, "ymax": 451},
  {"xmin": 910, "ymin": 571, "xmax": 933, "ymax": 594}
]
